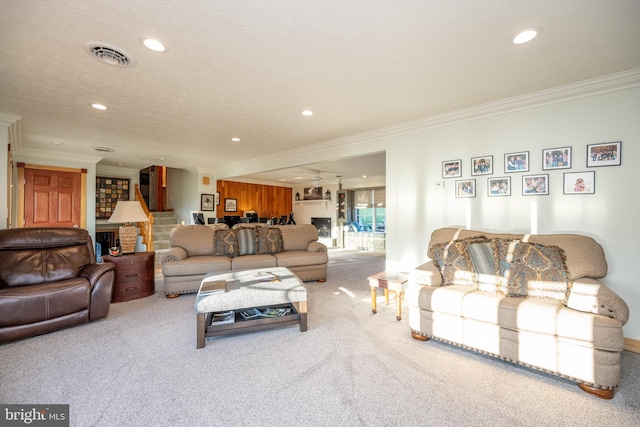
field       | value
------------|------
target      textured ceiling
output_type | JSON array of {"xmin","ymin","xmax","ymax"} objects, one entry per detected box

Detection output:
[{"xmin": 1, "ymin": 1, "xmax": 639, "ymax": 182}]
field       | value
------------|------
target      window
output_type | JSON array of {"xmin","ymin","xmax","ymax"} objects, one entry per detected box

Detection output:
[{"xmin": 353, "ymin": 188, "xmax": 385, "ymax": 232}]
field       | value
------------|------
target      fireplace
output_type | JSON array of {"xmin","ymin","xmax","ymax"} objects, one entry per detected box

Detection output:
[{"xmin": 311, "ymin": 217, "xmax": 331, "ymax": 238}]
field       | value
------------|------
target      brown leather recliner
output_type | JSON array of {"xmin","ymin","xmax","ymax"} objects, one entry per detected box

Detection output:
[{"xmin": 0, "ymin": 227, "xmax": 116, "ymax": 343}]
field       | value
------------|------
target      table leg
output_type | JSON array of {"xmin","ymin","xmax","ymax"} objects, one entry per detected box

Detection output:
[
  {"xmin": 294, "ymin": 301, "xmax": 308, "ymax": 332},
  {"xmin": 371, "ymin": 286, "xmax": 377, "ymax": 314},
  {"xmin": 396, "ymin": 291, "xmax": 405, "ymax": 321},
  {"xmin": 196, "ymin": 312, "xmax": 206, "ymax": 349},
  {"xmin": 384, "ymin": 288, "xmax": 390, "ymax": 305}
]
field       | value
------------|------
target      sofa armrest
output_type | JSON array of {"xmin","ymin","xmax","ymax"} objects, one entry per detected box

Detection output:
[
  {"xmin": 307, "ymin": 241, "xmax": 327, "ymax": 253},
  {"xmin": 566, "ymin": 278, "xmax": 629, "ymax": 325},
  {"xmin": 410, "ymin": 261, "xmax": 443, "ymax": 287},
  {"xmin": 80, "ymin": 262, "xmax": 116, "ymax": 286},
  {"xmin": 162, "ymin": 247, "xmax": 188, "ymax": 263},
  {"xmin": 80, "ymin": 262, "xmax": 116, "ymax": 321}
]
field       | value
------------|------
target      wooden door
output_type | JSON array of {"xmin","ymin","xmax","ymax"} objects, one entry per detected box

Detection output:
[{"xmin": 24, "ymin": 168, "xmax": 82, "ymax": 227}]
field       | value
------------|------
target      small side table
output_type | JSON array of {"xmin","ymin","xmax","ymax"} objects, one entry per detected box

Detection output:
[
  {"xmin": 104, "ymin": 252, "xmax": 155, "ymax": 303},
  {"xmin": 368, "ymin": 271, "xmax": 409, "ymax": 321}
]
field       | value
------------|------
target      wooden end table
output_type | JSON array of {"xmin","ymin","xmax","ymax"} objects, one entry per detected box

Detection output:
[
  {"xmin": 104, "ymin": 252, "xmax": 155, "ymax": 302},
  {"xmin": 368, "ymin": 271, "xmax": 409, "ymax": 321}
]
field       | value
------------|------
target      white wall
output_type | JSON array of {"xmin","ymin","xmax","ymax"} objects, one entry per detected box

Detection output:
[
  {"xmin": 166, "ymin": 168, "xmax": 199, "ymax": 225},
  {"xmin": 383, "ymin": 87, "xmax": 640, "ymax": 340}
]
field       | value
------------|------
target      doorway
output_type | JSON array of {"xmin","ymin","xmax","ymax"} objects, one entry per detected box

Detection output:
[
  {"xmin": 18, "ymin": 163, "xmax": 87, "ymax": 228},
  {"xmin": 139, "ymin": 165, "xmax": 167, "ymax": 212}
]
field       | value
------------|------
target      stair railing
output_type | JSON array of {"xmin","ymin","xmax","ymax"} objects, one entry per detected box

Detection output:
[{"xmin": 134, "ymin": 184, "xmax": 154, "ymax": 251}]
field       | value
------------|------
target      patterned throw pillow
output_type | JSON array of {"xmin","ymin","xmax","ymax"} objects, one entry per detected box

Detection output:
[
  {"xmin": 493, "ymin": 239, "xmax": 570, "ymax": 302},
  {"xmin": 214, "ymin": 229, "xmax": 238, "ymax": 257},
  {"xmin": 237, "ymin": 228, "xmax": 257, "ymax": 256},
  {"xmin": 466, "ymin": 242, "xmax": 498, "ymax": 292},
  {"xmin": 429, "ymin": 236, "xmax": 488, "ymax": 286},
  {"xmin": 256, "ymin": 227, "xmax": 283, "ymax": 255}
]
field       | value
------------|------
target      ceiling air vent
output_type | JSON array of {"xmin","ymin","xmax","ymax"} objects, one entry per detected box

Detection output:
[
  {"xmin": 93, "ymin": 147, "xmax": 114, "ymax": 153},
  {"xmin": 83, "ymin": 42, "xmax": 136, "ymax": 68}
]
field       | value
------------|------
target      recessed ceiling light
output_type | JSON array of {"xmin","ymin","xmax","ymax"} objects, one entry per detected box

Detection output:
[
  {"xmin": 231, "ymin": 137, "xmax": 241, "ymax": 142},
  {"xmin": 301, "ymin": 110, "xmax": 313, "ymax": 116},
  {"xmin": 143, "ymin": 38, "xmax": 165, "ymax": 52},
  {"xmin": 510, "ymin": 27, "xmax": 542, "ymax": 45},
  {"xmin": 91, "ymin": 103, "xmax": 107, "ymax": 110}
]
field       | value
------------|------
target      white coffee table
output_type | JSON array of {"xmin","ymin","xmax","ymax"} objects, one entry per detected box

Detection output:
[{"xmin": 195, "ymin": 267, "xmax": 308, "ymax": 348}]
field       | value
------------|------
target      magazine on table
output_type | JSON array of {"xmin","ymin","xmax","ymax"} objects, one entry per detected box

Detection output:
[
  {"xmin": 250, "ymin": 272, "xmax": 280, "ymax": 282},
  {"xmin": 210, "ymin": 311, "xmax": 235, "ymax": 325},
  {"xmin": 239, "ymin": 307, "xmax": 291, "ymax": 319}
]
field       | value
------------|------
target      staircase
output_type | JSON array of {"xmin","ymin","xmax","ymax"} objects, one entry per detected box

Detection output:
[{"xmin": 151, "ymin": 211, "xmax": 180, "ymax": 252}]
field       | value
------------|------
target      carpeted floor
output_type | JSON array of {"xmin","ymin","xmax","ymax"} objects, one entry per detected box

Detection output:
[{"xmin": 1, "ymin": 249, "xmax": 638, "ymax": 426}]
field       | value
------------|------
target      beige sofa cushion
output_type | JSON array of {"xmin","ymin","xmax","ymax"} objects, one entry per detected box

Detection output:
[
  {"xmin": 276, "ymin": 224, "xmax": 318, "ymax": 251},
  {"xmin": 161, "ymin": 255, "xmax": 231, "ymax": 276},
  {"xmin": 275, "ymin": 250, "xmax": 329, "ymax": 268},
  {"xmin": 410, "ymin": 284, "xmax": 624, "ymax": 351},
  {"xmin": 169, "ymin": 224, "xmax": 228, "ymax": 257}
]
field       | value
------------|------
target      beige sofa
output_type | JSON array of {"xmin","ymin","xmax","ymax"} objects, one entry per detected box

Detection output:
[
  {"xmin": 407, "ymin": 227, "xmax": 629, "ymax": 399},
  {"xmin": 161, "ymin": 223, "xmax": 328, "ymax": 297}
]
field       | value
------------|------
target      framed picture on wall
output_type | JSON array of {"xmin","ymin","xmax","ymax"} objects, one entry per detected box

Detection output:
[
  {"xmin": 487, "ymin": 177, "xmax": 511, "ymax": 197},
  {"xmin": 471, "ymin": 155, "xmax": 493, "ymax": 176},
  {"xmin": 215, "ymin": 191, "xmax": 220, "ymax": 206},
  {"xmin": 201, "ymin": 194, "xmax": 214, "ymax": 211},
  {"xmin": 564, "ymin": 171, "xmax": 595, "ymax": 194},
  {"xmin": 442, "ymin": 159, "xmax": 462, "ymax": 178},
  {"xmin": 587, "ymin": 141, "xmax": 621, "ymax": 167},
  {"xmin": 455, "ymin": 179, "xmax": 476, "ymax": 198},
  {"xmin": 224, "ymin": 198, "xmax": 237, "ymax": 212},
  {"xmin": 96, "ymin": 177, "xmax": 130, "ymax": 219},
  {"xmin": 542, "ymin": 146, "xmax": 572, "ymax": 170},
  {"xmin": 522, "ymin": 174, "xmax": 549, "ymax": 195},
  {"xmin": 504, "ymin": 151, "xmax": 529, "ymax": 173}
]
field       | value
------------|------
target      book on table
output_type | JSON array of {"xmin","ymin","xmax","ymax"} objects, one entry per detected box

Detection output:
[{"xmin": 211, "ymin": 311, "xmax": 235, "ymax": 325}]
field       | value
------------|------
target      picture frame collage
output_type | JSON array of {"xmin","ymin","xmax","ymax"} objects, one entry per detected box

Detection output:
[{"xmin": 442, "ymin": 141, "xmax": 621, "ymax": 198}]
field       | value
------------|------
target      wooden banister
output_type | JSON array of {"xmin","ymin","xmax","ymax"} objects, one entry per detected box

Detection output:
[{"xmin": 134, "ymin": 184, "xmax": 154, "ymax": 251}]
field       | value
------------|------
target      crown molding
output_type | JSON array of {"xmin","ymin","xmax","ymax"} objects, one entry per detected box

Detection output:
[
  {"xmin": 96, "ymin": 164, "xmax": 140, "ymax": 177},
  {"xmin": 0, "ymin": 113, "xmax": 22, "ymax": 147},
  {"xmin": 12, "ymin": 146, "xmax": 103, "ymax": 165},
  {"xmin": 216, "ymin": 68, "xmax": 640, "ymax": 177}
]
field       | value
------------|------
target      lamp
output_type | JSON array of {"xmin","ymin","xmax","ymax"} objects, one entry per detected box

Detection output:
[{"xmin": 108, "ymin": 201, "xmax": 149, "ymax": 254}]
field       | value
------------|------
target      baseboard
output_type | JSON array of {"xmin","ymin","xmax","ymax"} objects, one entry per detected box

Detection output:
[{"xmin": 624, "ymin": 337, "xmax": 640, "ymax": 353}]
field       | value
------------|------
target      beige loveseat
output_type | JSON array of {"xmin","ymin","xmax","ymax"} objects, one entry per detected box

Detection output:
[
  {"xmin": 161, "ymin": 223, "xmax": 328, "ymax": 297},
  {"xmin": 407, "ymin": 227, "xmax": 629, "ymax": 399}
]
